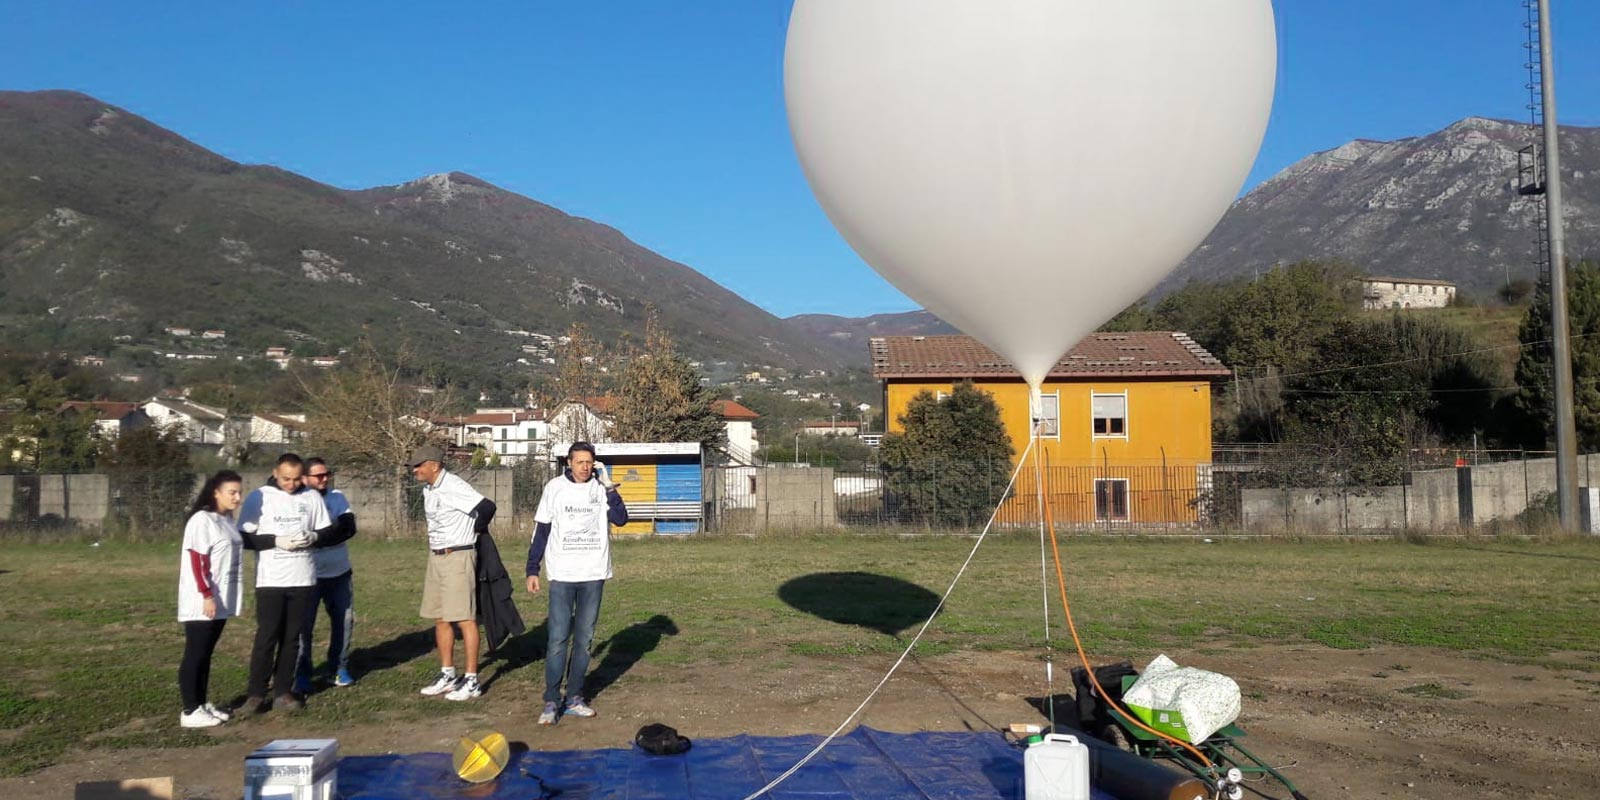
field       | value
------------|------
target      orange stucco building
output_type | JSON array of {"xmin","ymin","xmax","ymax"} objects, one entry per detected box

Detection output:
[{"xmin": 871, "ymin": 333, "xmax": 1230, "ymax": 527}]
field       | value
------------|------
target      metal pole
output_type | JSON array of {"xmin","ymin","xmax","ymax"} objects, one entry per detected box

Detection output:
[{"xmin": 1538, "ymin": 0, "xmax": 1579, "ymax": 529}]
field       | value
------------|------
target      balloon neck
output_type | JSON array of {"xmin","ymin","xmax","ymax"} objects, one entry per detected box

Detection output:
[{"xmin": 1027, "ymin": 382, "xmax": 1044, "ymax": 435}]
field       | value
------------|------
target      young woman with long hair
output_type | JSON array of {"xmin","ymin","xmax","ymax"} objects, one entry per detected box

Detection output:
[{"xmin": 177, "ymin": 470, "xmax": 245, "ymax": 728}]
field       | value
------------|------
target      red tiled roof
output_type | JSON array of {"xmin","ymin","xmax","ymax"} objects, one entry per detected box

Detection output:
[
  {"xmin": 869, "ymin": 333, "xmax": 1230, "ymax": 380},
  {"xmin": 59, "ymin": 401, "xmax": 140, "ymax": 418},
  {"xmin": 712, "ymin": 399, "xmax": 759, "ymax": 420}
]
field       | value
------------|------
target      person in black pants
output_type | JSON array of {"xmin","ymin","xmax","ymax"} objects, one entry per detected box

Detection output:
[
  {"xmin": 237, "ymin": 454, "xmax": 334, "ymax": 713},
  {"xmin": 177, "ymin": 471, "xmax": 247, "ymax": 728}
]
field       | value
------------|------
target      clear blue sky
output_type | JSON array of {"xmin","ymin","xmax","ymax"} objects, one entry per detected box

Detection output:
[{"xmin": 4, "ymin": 2, "xmax": 1597, "ymax": 318}]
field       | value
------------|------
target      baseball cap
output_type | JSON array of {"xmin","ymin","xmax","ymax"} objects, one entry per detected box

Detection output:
[{"xmin": 405, "ymin": 444, "xmax": 445, "ymax": 467}]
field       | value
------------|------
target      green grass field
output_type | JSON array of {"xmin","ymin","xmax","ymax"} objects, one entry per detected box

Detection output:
[{"xmin": 2, "ymin": 533, "xmax": 1598, "ymax": 776}]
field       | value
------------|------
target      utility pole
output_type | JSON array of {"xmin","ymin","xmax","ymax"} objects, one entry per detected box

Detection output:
[{"xmin": 1534, "ymin": 0, "xmax": 1579, "ymax": 529}]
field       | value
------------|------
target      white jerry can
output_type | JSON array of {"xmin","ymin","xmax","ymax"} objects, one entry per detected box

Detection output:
[{"xmin": 1023, "ymin": 733, "xmax": 1090, "ymax": 800}]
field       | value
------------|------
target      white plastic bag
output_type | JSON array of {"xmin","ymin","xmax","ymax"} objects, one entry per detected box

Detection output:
[{"xmin": 1121, "ymin": 654, "xmax": 1241, "ymax": 744}]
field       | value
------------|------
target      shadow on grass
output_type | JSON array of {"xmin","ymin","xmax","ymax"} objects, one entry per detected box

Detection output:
[
  {"xmin": 585, "ymin": 614, "xmax": 679, "ymax": 701},
  {"xmin": 480, "ymin": 621, "xmax": 548, "ymax": 693},
  {"xmin": 777, "ymin": 572, "xmax": 939, "ymax": 636},
  {"xmin": 1456, "ymin": 545, "xmax": 1600, "ymax": 563},
  {"xmin": 349, "ymin": 629, "xmax": 438, "ymax": 677}
]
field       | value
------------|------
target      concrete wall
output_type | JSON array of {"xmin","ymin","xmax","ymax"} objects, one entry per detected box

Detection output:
[
  {"xmin": 0, "ymin": 475, "xmax": 11, "ymax": 522},
  {"xmin": 1240, "ymin": 454, "xmax": 1600, "ymax": 532},
  {"xmin": 748, "ymin": 467, "xmax": 837, "ymax": 530}
]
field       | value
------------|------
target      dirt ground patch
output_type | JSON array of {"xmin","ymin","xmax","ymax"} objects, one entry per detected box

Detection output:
[{"xmin": 3, "ymin": 643, "xmax": 1595, "ymax": 799}]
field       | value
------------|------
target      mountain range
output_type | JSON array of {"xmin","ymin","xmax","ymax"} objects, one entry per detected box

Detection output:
[
  {"xmin": 1, "ymin": 89, "xmax": 1596, "ymax": 382},
  {"xmin": 0, "ymin": 90, "xmax": 844, "ymax": 387}
]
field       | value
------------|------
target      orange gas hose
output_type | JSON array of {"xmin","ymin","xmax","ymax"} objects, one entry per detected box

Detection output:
[{"xmin": 1037, "ymin": 443, "xmax": 1218, "ymax": 774}]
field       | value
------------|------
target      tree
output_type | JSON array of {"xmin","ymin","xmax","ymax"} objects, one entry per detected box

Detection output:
[
  {"xmin": 541, "ymin": 323, "xmax": 613, "ymax": 443},
  {"xmin": 101, "ymin": 425, "xmax": 192, "ymax": 534},
  {"xmin": 1217, "ymin": 260, "xmax": 1362, "ymax": 375},
  {"xmin": 1277, "ymin": 318, "xmax": 1431, "ymax": 486},
  {"xmin": 1514, "ymin": 262, "xmax": 1600, "ymax": 449},
  {"xmin": 296, "ymin": 339, "xmax": 455, "ymax": 528},
  {"xmin": 2, "ymin": 372, "xmax": 100, "ymax": 473},
  {"xmin": 609, "ymin": 312, "xmax": 726, "ymax": 450},
  {"xmin": 878, "ymin": 382, "xmax": 1014, "ymax": 527}
]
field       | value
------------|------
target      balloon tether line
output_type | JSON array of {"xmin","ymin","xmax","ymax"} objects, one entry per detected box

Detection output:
[
  {"xmin": 1038, "ymin": 449, "xmax": 1220, "ymax": 782},
  {"xmin": 1031, "ymin": 399, "xmax": 1056, "ymax": 735},
  {"xmin": 736, "ymin": 434, "xmax": 1040, "ymax": 800}
]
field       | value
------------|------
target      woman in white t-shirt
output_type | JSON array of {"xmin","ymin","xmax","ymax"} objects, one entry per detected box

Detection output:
[{"xmin": 176, "ymin": 470, "xmax": 245, "ymax": 729}]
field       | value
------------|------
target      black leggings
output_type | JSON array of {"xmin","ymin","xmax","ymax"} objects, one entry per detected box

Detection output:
[
  {"xmin": 248, "ymin": 587, "xmax": 313, "ymax": 698},
  {"xmin": 179, "ymin": 618, "xmax": 228, "ymax": 713}
]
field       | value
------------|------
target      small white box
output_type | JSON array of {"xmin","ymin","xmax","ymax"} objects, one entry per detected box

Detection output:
[{"xmin": 243, "ymin": 739, "xmax": 339, "ymax": 800}]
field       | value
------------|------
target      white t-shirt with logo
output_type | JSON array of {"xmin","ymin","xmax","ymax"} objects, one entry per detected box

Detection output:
[
  {"xmin": 534, "ymin": 476, "xmax": 614, "ymax": 582},
  {"xmin": 240, "ymin": 484, "xmax": 331, "ymax": 588},
  {"xmin": 312, "ymin": 489, "xmax": 354, "ymax": 579},
  {"xmin": 424, "ymin": 470, "xmax": 485, "ymax": 550},
  {"xmin": 178, "ymin": 510, "xmax": 244, "ymax": 622}
]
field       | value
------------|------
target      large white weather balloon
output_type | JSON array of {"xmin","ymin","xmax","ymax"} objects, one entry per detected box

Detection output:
[{"xmin": 785, "ymin": 0, "xmax": 1276, "ymax": 394}]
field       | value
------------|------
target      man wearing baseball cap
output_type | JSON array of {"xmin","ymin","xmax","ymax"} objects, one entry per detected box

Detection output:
[{"xmin": 407, "ymin": 444, "xmax": 497, "ymax": 701}]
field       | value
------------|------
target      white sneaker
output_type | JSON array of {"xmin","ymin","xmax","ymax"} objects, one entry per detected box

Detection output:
[
  {"xmin": 202, "ymin": 703, "xmax": 230, "ymax": 722},
  {"xmin": 420, "ymin": 672, "xmax": 460, "ymax": 696},
  {"xmin": 180, "ymin": 707, "xmax": 222, "ymax": 728},
  {"xmin": 445, "ymin": 676, "xmax": 482, "ymax": 701}
]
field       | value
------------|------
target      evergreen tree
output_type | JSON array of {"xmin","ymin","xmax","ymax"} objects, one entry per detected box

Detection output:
[
  {"xmin": 609, "ymin": 312, "xmax": 725, "ymax": 450},
  {"xmin": 1514, "ymin": 261, "xmax": 1600, "ymax": 449},
  {"xmin": 878, "ymin": 382, "xmax": 1014, "ymax": 527}
]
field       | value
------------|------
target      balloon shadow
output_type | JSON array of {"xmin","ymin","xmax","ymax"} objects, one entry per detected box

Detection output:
[
  {"xmin": 777, "ymin": 572, "xmax": 940, "ymax": 637},
  {"xmin": 585, "ymin": 614, "xmax": 679, "ymax": 701}
]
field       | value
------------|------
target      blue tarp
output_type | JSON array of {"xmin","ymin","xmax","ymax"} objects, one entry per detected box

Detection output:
[{"xmin": 337, "ymin": 726, "xmax": 1120, "ymax": 800}]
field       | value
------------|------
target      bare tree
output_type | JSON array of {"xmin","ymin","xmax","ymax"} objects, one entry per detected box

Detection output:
[
  {"xmin": 540, "ymin": 323, "xmax": 613, "ymax": 444},
  {"xmin": 296, "ymin": 339, "xmax": 455, "ymax": 531}
]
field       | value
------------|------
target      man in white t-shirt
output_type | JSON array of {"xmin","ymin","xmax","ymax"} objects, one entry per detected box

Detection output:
[
  {"xmin": 525, "ymin": 441, "xmax": 628, "ymax": 726},
  {"xmin": 237, "ymin": 453, "xmax": 333, "ymax": 714},
  {"xmin": 408, "ymin": 444, "xmax": 498, "ymax": 702},
  {"xmin": 294, "ymin": 457, "xmax": 358, "ymax": 693}
]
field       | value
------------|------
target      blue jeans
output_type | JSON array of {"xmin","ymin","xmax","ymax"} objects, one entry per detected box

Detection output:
[
  {"xmin": 544, "ymin": 579, "xmax": 604, "ymax": 705},
  {"xmin": 296, "ymin": 571, "xmax": 355, "ymax": 683}
]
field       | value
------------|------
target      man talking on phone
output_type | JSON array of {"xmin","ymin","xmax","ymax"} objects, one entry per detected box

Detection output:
[{"xmin": 526, "ymin": 441, "xmax": 628, "ymax": 726}]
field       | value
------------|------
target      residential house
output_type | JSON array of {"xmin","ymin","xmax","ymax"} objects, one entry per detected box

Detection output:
[
  {"xmin": 870, "ymin": 333, "xmax": 1230, "ymax": 526},
  {"xmin": 544, "ymin": 397, "xmax": 758, "ymax": 463},
  {"xmin": 310, "ymin": 357, "xmax": 340, "ymax": 368},
  {"xmin": 712, "ymin": 399, "xmax": 760, "ymax": 464},
  {"xmin": 801, "ymin": 419, "xmax": 860, "ymax": 437},
  {"xmin": 58, "ymin": 401, "xmax": 148, "ymax": 439},
  {"xmin": 264, "ymin": 346, "xmax": 289, "ymax": 358},
  {"xmin": 435, "ymin": 408, "xmax": 548, "ymax": 463},
  {"xmin": 546, "ymin": 398, "xmax": 615, "ymax": 446},
  {"xmin": 202, "ymin": 329, "xmax": 227, "ymax": 339},
  {"xmin": 73, "ymin": 355, "xmax": 106, "ymax": 367},
  {"xmin": 1360, "ymin": 276, "xmax": 1456, "ymax": 310},
  {"xmin": 164, "ymin": 326, "xmax": 192, "ymax": 337},
  {"xmin": 250, "ymin": 413, "xmax": 307, "ymax": 445},
  {"xmin": 142, "ymin": 398, "xmax": 227, "ymax": 444}
]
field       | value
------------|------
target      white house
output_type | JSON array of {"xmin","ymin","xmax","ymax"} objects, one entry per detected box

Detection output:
[
  {"xmin": 250, "ymin": 413, "xmax": 307, "ymax": 445},
  {"xmin": 800, "ymin": 419, "xmax": 860, "ymax": 437},
  {"xmin": 142, "ymin": 398, "xmax": 227, "ymax": 444},
  {"xmin": 58, "ymin": 401, "xmax": 146, "ymax": 440},
  {"xmin": 435, "ymin": 409, "xmax": 549, "ymax": 464},
  {"xmin": 1361, "ymin": 276, "xmax": 1456, "ymax": 310},
  {"xmin": 712, "ymin": 399, "xmax": 761, "ymax": 465},
  {"xmin": 546, "ymin": 398, "xmax": 614, "ymax": 446}
]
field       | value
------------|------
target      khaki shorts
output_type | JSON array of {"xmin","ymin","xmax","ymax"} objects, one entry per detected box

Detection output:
[{"xmin": 420, "ymin": 549, "xmax": 477, "ymax": 622}]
